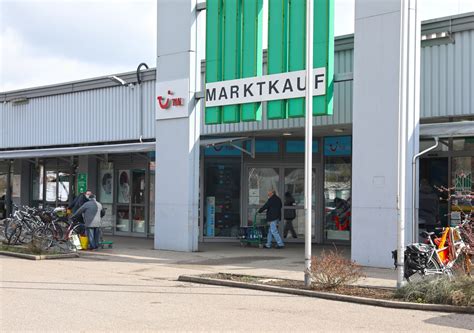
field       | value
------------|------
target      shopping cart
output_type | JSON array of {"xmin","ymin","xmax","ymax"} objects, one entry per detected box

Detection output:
[
  {"xmin": 238, "ymin": 212, "xmax": 267, "ymax": 248},
  {"xmin": 98, "ymin": 207, "xmax": 113, "ymax": 249}
]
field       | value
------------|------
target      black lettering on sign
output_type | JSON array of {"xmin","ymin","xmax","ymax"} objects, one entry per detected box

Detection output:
[
  {"xmin": 314, "ymin": 74, "xmax": 325, "ymax": 90},
  {"xmin": 269, "ymin": 80, "xmax": 279, "ymax": 94},
  {"xmin": 206, "ymin": 88, "xmax": 216, "ymax": 101},
  {"xmin": 219, "ymin": 87, "xmax": 228, "ymax": 100},
  {"xmin": 282, "ymin": 78, "xmax": 293, "ymax": 93},
  {"xmin": 256, "ymin": 81, "xmax": 265, "ymax": 95},
  {"xmin": 230, "ymin": 85, "xmax": 239, "ymax": 99},
  {"xmin": 244, "ymin": 83, "xmax": 254, "ymax": 97},
  {"xmin": 297, "ymin": 77, "xmax": 306, "ymax": 91}
]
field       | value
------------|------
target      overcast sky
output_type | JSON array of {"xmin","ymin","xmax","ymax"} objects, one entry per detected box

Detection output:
[{"xmin": 1, "ymin": 0, "xmax": 474, "ymax": 92}]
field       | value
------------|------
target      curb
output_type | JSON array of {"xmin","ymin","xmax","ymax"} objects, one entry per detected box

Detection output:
[
  {"xmin": 178, "ymin": 275, "xmax": 473, "ymax": 314},
  {"xmin": 0, "ymin": 250, "xmax": 79, "ymax": 260}
]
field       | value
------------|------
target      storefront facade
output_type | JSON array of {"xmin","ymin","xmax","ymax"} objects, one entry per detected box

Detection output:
[{"xmin": 1, "ymin": 9, "xmax": 474, "ymax": 266}]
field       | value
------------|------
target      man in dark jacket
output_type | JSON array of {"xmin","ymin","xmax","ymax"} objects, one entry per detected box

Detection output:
[
  {"xmin": 258, "ymin": 190, "xmax": 284, "ymax": 249},
  {"xmin": 70, "ymin": 190, "xmax": 91, "ymax": 213},
  {"xmin": 71, "ymin": 194, "xmax": 103, "ymax": 250}
]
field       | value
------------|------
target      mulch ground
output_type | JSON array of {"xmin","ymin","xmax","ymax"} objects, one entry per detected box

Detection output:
[{"xmin": 204, "ymin": 273, "xmax": 396, "ymax": 300}]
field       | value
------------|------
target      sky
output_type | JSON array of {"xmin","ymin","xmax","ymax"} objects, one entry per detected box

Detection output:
[{"xmin": 1, "ymin": 0, "xmax": 474, "ymax": 92}]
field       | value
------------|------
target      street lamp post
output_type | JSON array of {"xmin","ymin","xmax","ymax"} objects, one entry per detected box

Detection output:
[{"xmin": 304, "ymin": 0, "xmax": 314, "ymax": 288}]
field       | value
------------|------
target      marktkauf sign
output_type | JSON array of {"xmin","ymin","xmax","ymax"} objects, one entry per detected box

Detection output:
[{"xmin": 205, "ymin": 67, "xmax": 326, "ymax": 108}]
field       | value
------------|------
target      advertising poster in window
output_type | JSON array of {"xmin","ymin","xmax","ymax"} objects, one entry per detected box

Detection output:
[
  {"xmin": 118, "ymin": 170, "xmax": 130, "ymax": 204},
  {"xmin": 99, "ymin": 167, "xmax": 114, "ymax": 204}
]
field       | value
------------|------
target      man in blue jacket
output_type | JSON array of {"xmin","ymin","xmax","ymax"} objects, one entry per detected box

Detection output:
[{"xmin": 258, "ymin": 190, "xmax": 285, "ymax": 249}]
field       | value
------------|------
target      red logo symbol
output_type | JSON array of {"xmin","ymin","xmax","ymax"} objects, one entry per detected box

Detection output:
[{"xmin": 157, "ymin": 90, "xmax": 185, "ymax": 109}]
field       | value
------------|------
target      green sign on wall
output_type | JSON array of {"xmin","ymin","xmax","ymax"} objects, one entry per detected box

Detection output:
[
  {"xmin": 77, "ymin": 173, "xmax": 88, "ymax": 195},
  {"xmin": 205, "ymin": 0, "xmax": 334, "ymax": 124}
]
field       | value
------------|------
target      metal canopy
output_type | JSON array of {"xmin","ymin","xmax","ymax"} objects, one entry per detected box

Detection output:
[
  {"xmin": 420, "ymin": 121, "xmax": 474, "ymax": 138},
  {"xmin": 0, "ymin": 142, "xmax": 155, "ymax": 160},
  {"xmin": 200, "ymin": 136, "xmax": 255, "ymax": 158}
]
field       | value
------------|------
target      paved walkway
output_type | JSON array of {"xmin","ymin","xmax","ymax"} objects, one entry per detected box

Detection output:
[
  {"xmin": 2, "ymin": 236, "xmax": 472, "ymax": 332},
  {"xmin": 82, "ymin": 236, "xmax": 398, "ymax": 288}
]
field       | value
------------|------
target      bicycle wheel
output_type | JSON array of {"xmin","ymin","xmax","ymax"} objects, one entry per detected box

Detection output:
[
  {"xmin": 32, "ymin": 227, "xmax": 55, "ymax": 251},
  {"xmin": 407, "ymin": 257, "xmax": 441, "ymax": 283},
  {"xmin": 5, "ymin": 220, "xmax": 22, "ymax": 245}
]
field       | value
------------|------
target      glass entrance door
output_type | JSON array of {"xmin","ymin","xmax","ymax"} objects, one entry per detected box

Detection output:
[
  {"xmin": 282, "ymin": 168, "xmax": 316, "ymax": 240},
  {"xmin": 247, "ymin": 167, "xmax": 280, "ymax": 227},
  {"xmin": 245, "ymin": 166, "xmax": 319, "ymax": 241}
]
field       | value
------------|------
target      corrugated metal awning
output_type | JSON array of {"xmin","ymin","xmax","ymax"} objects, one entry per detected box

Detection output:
[
  {"xmin": 0, "ymin": 142, "xmax": 155, "ymax": 160},
  {"xmin": 420, "ymin": 121, "xmax": 474, "ymax": 138}
]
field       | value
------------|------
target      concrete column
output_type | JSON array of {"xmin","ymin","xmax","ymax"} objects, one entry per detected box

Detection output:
[
  {"xmin": 351, "ymin": 0, "xmax": 420, "ymax": 267},
  {"xmin": 154, "ymin": 0, "xmax": 203, "ymax": 251},
  {"xmin": 12, "ymin": 160, "xmax": 31, "ymax": 207}
]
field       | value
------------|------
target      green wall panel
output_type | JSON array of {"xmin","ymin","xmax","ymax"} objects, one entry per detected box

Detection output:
[
  {"xmin": 241, "ymin": 0, "xmax": 263, "ymax": 122},
  {"xmin": 205, "ymin": 0, "xmax": 223, "ymax": 125},
  {"xmin": 267, "ymin": 0, "xmax": 288, "ymax": 119},
  {"xmin": 222, "ymin": 0, "xmax": 241, "ymax": 123},
  {"xmin": 313, "ymin": 0, "xmax": 334, "ymax": 116},
  {"xmin": 287, "ymin": 0, "xmax": 306, "ymax": 118}
]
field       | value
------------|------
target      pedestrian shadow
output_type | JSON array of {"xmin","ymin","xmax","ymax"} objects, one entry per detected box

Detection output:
[{"xmin": 424, "ymin": 313, "xmax": 474, "ymax": 330}]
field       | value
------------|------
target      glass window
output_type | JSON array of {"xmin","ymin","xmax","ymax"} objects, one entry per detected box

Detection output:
[
  {"xmin": 132, "ymin": 206, "xmax": 146, "ymax": 233},
  {"xmin": 58, "ymin": 171, "xmax": 70, "ymax": 202},
  {"xmin": 32, "ymin": 165, "xmax": 44, "ymax": 201},
  {"xmin": 420, "ymin": 139, "xmax": 449, "ymax": 152},
  {"xmin": 281, "ymin": 208, "xmax": 316, "ymax": 238},
  {"xmin": 117, "ymin": 170, "xmax": 130, "ymax": 204},
  {"xmin": 453, "ymin": 137, "xmax": 474, "ymax": 151},
  {"xmin": 99, "ymin": 162, "xmax": 114, "ymax": 204},
  {"xmin": 451, "ymin": 157, "xmax": 474, "ymax": 221},
  {"xmin": 45, "ymin": 170, "xmax": 57, "ymax": 202},
  {"xmin": 0, "ymin": 173, "xmax": 7, "ymax": 197},
  {"xmin": 132, "ymin": 170, "xmax": 146, "ymax": 204},
  {"xmin": 116, "ymin": 206, "xmax": 130, "ymax": 232},
  {"xmin": 246, "ymin": 140, "xmax": 279, "ymax": 153},
  {"xmin": 324, "ymin": 156, "xmax": 352, "ymax": 241},
  {"xmin": 101, "ymin": 204, "xmax": 114, "ymax": 233},
  {"xmin": 285, "ymin": 140, "xmax": 319, "ymax": 153},
  {"xmin": 283, "ymin": 168, "xmax": 317, "ymax": 206},
  {"xmin": 204, "ymin": 161, "xmax": 241, "ymax": 237},
  {"xmin": 324, "ymin": 136, "xmax": 352, "ymax": 156},
  {"xmin": 248, "ymin": 167, "xmax": 279, "ymax": 206}
]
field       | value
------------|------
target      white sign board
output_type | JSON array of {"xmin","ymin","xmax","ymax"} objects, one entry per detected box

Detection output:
[
  {"xmin": 205, "ymin": 68, "xmax": 326, "ymax": 108},
  {"xmin": 156, "ymin": 78, "xmax": 190, "ymax": 120}
]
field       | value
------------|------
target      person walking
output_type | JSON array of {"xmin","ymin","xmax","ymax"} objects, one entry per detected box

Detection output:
[
  {"xmin": 258, "ymin": 190, "xmax": 284, "ymax": 249},
  {"xmin": 71, "ymin": 194, "xmax": 103, "ymax": 250},
  {"xmin": 283, "ymin": 192, "xmax": 297, "ymax": 239}
]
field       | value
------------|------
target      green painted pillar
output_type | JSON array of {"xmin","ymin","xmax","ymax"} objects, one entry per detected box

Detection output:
[
  {"xmin": 267, "ymin": 0, "xmax": 288, "ymax": 119},
  {"xmin": 222, "ymin": 0, "xmax": 242, "ymax": 123},
  {"xmin": 287, "ymin": 0, "xmax": 306, "ymax": 118},
  {"xmin": 205, "ymin": 0, "xmax": 223, "ymax": 124},
  {"xmin": 241, "ymin": 0, "xmax": 263, "ymax": 122},
  {"xmin": 313, "ymin": 0, "xmax": 334, "ymax": 116}
]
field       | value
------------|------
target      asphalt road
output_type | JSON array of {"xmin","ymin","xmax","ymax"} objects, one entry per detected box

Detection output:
[{"xmin": 1, "ymin": 252, "xmax": 472, "ymax": 332}]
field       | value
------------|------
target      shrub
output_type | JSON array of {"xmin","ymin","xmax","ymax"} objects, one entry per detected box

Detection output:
[
  {"xmin": 395, "ymin": 275, "xmax": 474, "ymax": 306},
  {"xmin": 308, "ymin": 249, "xmax": 365, "ymax": 290}
]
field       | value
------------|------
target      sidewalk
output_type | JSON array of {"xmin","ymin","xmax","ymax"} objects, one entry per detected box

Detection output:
[{"xmin": 87, "ymin": 236, "xmax": 397, "ymax": 288}]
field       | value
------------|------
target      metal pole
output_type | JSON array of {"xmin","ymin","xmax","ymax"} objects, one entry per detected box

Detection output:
[{"xmin": 304, "ymin": 0, "xmax": 314, "ymax": 288}]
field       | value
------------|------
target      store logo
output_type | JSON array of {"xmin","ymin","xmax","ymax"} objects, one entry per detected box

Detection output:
[{"xmin": 157, "ymin": 90, "xmax": 185, "ymax": 109}]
